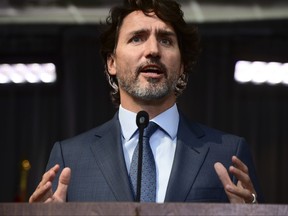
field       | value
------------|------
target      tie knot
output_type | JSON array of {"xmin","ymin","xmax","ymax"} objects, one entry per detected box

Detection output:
[{"xmin": 143, "ymin": 122, "xmax": 158, "ymax": 138}]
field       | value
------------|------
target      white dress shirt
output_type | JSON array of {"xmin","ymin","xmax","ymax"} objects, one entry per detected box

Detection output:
[{"xmin": 119, "ymin": 104, "xmax": 179, "ymax": 203}]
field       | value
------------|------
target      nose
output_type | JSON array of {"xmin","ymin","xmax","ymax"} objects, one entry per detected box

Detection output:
[{"xmin": 144, "ymin": 37, "xmax": 160, "ymax": 59}]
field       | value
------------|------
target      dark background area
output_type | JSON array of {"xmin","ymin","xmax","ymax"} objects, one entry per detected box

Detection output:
[
  {"xmin": 0, "ymin": 19, "xmax": 287, "ymax": 203},
  {"xmin": 3, "ymin": 0, "xmax": 288, "ymax": 6}
]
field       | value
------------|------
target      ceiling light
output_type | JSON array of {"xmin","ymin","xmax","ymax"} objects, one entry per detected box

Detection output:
[
  {"xmin": 234, "ymin": 60, "xmax": 288, "ymax": 86},
  {"xmin": 0, "ymin": 63, "xmax": 57, "ymax": 84}
]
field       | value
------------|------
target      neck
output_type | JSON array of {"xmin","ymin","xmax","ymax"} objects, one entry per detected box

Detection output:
[{"xmin": 120, "ymin": 94, "xmax": 176, "ymax": 119}]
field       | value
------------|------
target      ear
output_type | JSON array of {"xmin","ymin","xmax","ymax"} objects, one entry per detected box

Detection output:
[{"xmin": 107, "ymin": 54, "xmax": 117, "ymax": 75}]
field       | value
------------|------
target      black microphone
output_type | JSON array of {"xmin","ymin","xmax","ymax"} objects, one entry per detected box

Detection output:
[
  {"xmin": 135, "ymin": 111, "xmax": 149, "ymax": 202},
  {"xmin": 136, "ymin": 111, "xmax": 149, "ymax": 130}
]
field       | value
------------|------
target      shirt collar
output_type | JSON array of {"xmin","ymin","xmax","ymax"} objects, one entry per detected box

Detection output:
[{"xmin": 118, "ymin": 104, "xmax": 179, "ymax": 140}]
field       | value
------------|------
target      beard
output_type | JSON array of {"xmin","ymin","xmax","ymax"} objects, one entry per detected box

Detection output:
[{"xmin": 116, "ymin": 61, "xmax": 180, "ymax": 101}]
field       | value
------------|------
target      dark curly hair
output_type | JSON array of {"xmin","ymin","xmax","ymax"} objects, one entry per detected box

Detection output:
[{"xmin": 100, "ymin": 0, "xmax": 200, "ymax": 106}]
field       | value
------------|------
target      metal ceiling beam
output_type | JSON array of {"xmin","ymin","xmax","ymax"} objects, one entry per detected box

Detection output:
[{"xmin": 0, "ymin": 1, "xmax": 288, "ymax": 23}]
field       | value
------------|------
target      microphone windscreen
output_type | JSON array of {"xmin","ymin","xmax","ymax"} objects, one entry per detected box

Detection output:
[{"xmin": 136, "ymin": 111, "xmax": 149, "ymax": 129}]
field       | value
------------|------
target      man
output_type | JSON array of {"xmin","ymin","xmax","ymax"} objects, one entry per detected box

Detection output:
[{"xmin": 29, "ymin": 0, "xmax": 262, "ymax": 203}]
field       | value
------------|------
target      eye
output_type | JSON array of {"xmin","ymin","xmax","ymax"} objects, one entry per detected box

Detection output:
[
  {"xmin": 159, "ymin": 38, "xmax": 173, "ymax": 46},
  {"xmin": 129, "ymin": 35, "xmax": 143, "ymax": 44}
]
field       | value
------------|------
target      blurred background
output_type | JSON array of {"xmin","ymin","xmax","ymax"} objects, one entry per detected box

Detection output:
[{"xmin": 0, "ymin": 0, "xmax": 287, "ymax": 203}]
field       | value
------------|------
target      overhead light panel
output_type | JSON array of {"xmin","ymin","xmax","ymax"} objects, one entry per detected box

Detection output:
[
  {"xmin": 234, "ymin": 60, "xmax": 288, "ymax": 86},
  {"xmin": 0, "ymin": 63, "xmax": 57, "ymax": 84}
]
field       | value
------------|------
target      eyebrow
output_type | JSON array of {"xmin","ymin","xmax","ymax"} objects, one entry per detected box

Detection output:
[
  {"xmin": 156, "ymin": 29, "xmax": 177, "ymax": 38},
  {"xmin": 128, "ymin": 29, "xmax": 148, "ymax": 37},
  {"xmin": 127, "ymin": 28, "xmax": 177, "ymax": 38}
]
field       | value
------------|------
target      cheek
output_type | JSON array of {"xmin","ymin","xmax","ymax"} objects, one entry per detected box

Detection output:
[
  {"xmin": 117, "ymin": 55, "xmax": 139, "ymax": 74},
  {"xmin": 115, "ymin": 54, "xmax": 132, "ymax": 68},
  {"xmin": 166, "ymin": 54, "xmax": 182, "ymax": 72}
]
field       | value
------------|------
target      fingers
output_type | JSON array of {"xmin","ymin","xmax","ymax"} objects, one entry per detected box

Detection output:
[
  {"xmin": 214, "ymin": 156, "xmax": 257, "ymax": 204},
  {"xmin": 229, "ymin": 156, "xmax": 253, "ymax": 189},
  {"xmin": 214, "ymin": 162, "xmax": 244, "ymax": 203},
  {"xmin": 232, "ymin": 156, "xmax": 248, "ymax": 173},
  {"xmin": 229, "ymin": 156, "xmax": 257, "ymax": 203},
  {"xmin": 214, "ymin": 162, "xmax": 233, "ymax": 187},
  {"xmin": 53, "ymin": 167, "xmax": 71, "ymax": 202},
  {"xmin": 29, "ymin": 164, "xmax": 60, "ymax": 203},
  {"xmin": 230, "ymin": 156, "xmax": 249, "ymax": 184},
  {"xmin": 225, "ymin": 180, "xmax": 256, "ymax": 203}
]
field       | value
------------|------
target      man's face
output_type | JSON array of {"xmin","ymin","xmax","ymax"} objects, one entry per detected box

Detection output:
[{"xmin": 107, "ymin": 10, "xmax": 183, "ymax": 104}]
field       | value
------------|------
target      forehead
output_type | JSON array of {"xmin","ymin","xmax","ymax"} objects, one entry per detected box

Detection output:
[{"xmin": 119, "ymin": 10, "xmax": 176, "ymax": 36}]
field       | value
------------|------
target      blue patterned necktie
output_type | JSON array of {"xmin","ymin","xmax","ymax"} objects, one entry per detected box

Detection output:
[{"xmin": 130, "ymin": 121, "xmax": 158, "ymax": 202}]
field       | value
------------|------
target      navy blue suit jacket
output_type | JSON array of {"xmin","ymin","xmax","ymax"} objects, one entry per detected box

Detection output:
[{"xmin": 46, "ymin": 112, "xmax": 263, "ymax": 202}]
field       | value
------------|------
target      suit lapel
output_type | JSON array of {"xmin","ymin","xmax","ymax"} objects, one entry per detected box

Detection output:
[
  {"xmin": 89, "ymin": 114, "xmax": 134, "ymax": 201},
  {"xmin": 165, "ymin": 115, "xmax": 210, "ymax": 202}
]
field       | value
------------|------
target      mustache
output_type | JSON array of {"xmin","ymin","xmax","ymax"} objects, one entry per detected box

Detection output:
[{"xmin": 136, "ymin": 59, "xmax": 167, "ymax": 76}]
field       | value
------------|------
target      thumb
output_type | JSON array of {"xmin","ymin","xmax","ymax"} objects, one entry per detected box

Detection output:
[
  {"xmin": 214, "ymin": 162, "xmax": 232, "ymax": 188},
  {"xmin": 54, "ymin": 167, "xmax": 71, "ymax": 201},
  {"xmin": 214, "ymin": 162, "xmax": 243, "ymax": 203}
]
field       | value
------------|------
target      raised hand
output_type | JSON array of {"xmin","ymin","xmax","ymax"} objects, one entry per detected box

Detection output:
[
  {"xmin": 29, "ymin": 164, "xmax": 71, "ymax": 203},
  {"xmin": 214, "ymin": 156, "xmax": 257, "ymax": 204}
]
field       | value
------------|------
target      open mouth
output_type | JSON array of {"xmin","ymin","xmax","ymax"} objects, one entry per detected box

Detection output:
[{"xmin": 140, "ymin": 65, "xmax": 164, "ymax": 75}]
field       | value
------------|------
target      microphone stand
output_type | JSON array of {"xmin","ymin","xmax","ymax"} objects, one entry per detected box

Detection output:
[{"xmin": 135, "ymin": 111, "xmax": 149, "ymax": 202}]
